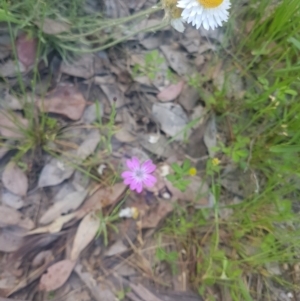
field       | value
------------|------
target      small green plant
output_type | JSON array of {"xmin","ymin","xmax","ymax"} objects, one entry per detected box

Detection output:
[
  {"xmin": 96, "ymin": 197, "xmax": 126, "ymax": 246},
  {"xmin": 155, "ymin": 247, "xmax": 178, "ymax": 275},
  {"xmin": 166, "ymin": 159, "xmax": 196, "ymax": 192},
  {"xmin": 219, "ymin": 136, "xmax": 250, "ymax": 169},
  {"xmin": 96, "ymin": 209, "xmax": 120, "ymax": 247},
  {"xmin": 116, "ymin": 288, "xmax": 131, "ymax": 300},
  {"xmin": 132, "ymin": 50, "xmax": 165, "ymax": 81}
]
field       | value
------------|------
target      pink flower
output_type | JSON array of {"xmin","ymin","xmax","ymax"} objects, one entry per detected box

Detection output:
[{"xmin": 121, "ymin": 157, "xmax": 157, "ymax": 193}]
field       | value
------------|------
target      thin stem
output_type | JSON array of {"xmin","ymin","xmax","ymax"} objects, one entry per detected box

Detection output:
[{"xmin": 59, "ymin": 21, "xmax": 168, "ymax": 53}]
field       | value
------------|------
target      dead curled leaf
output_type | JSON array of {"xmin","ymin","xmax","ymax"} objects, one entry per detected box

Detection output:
[
  {"xmin": 39, "ymin": 259, "xmax": 76, "ymax": 292},
  {"xmin": 2, "ymin": 162, "xmax": 28, "ymax": 196},
  {"xmin": 37, "ymin": 85, "xmax": 86, "ymax": 120},
  {"xmin": 39, "ymin": 190, "xmax": 88, "ymax": 225},
  {"xmin": 70, "ymin": 212, "xmax": 100, "ymax": 261},
  {"xmin": 157, "ymin": 81, "xmax": 184, "ymax": 102}
]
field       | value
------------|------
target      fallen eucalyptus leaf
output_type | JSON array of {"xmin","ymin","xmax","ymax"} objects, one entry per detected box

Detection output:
[
  {"xmin": 38, "ymin": 158, "xmax": 75, "ymax": 188},
  {"xmin": 157, "ymin": 81, "xmax": 184, "ymax": 102},
  {"xmin": 70, "ymin": 212, "xmax": 100, "ymax": 261},
  {"xmin": 27, "ymin": 213, "xmax": 76, "ymax": 235},
  {"xmin": 39, "ymin": 190, "xmax": 88, "ymax": 225},
  {"xmin": 37, "ymin": 85, "xmax": 86, "ymax": 120},
  {"xmin": 152, "ymin": 103, "xmax": 189, "ymax": 141},
  {"xmin": 203, "ymin": 114, "xmax": 217, "ymax": 158},
  {"xmin": 35, "ymin": 18, "xmax": 70, "ymax": 35},
  {"xmin": 39, "ymin": 259, "xmax": 76, "ymax": 292},
  {"xmin": 2, "ymin": 162, "xmax": 28, "ymax": 196}
]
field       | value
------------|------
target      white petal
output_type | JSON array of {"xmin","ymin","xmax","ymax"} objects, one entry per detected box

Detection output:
[
  {"xmin": 171, "ymin": 18, "xmax": 185, "ymax": 33},
  {"xmin": 179, "ymin": 0, "xmax": 231, "ymax": 31}
]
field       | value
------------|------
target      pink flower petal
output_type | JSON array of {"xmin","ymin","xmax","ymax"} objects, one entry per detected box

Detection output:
[
  {"xmin": 129, "ymin": 180, "xmax": 138, "ymax": 191},
  {"xmin": 135, "ymin": 182, "xmax": 143, "ymax": 193},
  {"xmin": 126, "ymin": 157, "xmax": 140, "ymax": 170},
  {"xmin": 124, "ymin": 177, "xmax": 133, "ymax": 185},
  {"xmin": 121, "ymin": 171, "xmax": 134, "ymax": 180},
  {"xmin": 141, "ymin": 160, "xmax": 156, "ymax": 174},
  {"xmin": 143, "ymin": 174, "xmax": 157, "ymax": 187}
]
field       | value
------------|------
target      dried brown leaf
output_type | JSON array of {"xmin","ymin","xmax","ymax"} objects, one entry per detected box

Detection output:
[
  {"xmin": 39, "ymin": 259, "xmax": 76, "ymax": 292},
  {"xmin": 39, "ymin": 190, "xmax": 88, "ymax": 224},
  {"xmin": 0, "ymin": 227, "xmax": 24, "ymax": 252},
  {"xmin": 0, "ymin": 144, "xmax": 10, "ymax": 159},
  {"xmin": 74, "ymin": 264, "xmax": 115, "ymax": 301},
  {"xmin": 37, "ymin": 85, "xmax": 86, "ymax": 120},
  {"xmin": 1, "ymin": 91, "xmax": 24, "ymax": 110},
  {"xmin": 16, "ymin": 33, "xmax": 37, "ymax": 69},
  {"xmin": 129, "ymin": 283, "xmax": 163, "ymax": 301},
  {"xmin": 157, "ymin": 81, "xmax": 184, "ymax": 102},
  {"xmin": 27, "ymin": 213, "xmax": 76, "ymax": 235},
  {"xmin": 104, "ymin": 240, "xmax": 128, "ymax": 257},
  {"xmin": 178, "ymin": 84, "xmax": 199, "ymax": 111},
  {"xmin": 2, "ymin": 191, "xmax": 24, "ymax": 209},
  {"xmin": 70, "ymin": 212, "xmax": 100, "ymax": 261},
  {"xmin": 7, "ymin": 251, "xmax": 54, "ymax": 296},
  {"xmin": 35, "ymin": 18, "xmax": 70, "ymax": 35},
  {"xmin": 203, "ymin": 114, "xmax": 217, "ymax": 158},
  {"xmin": 38, "ymin": 158, "xmax": 75, "ymax": 188},
  {"xmin": 0, "ymin": 110, "xmax": 28, "ymax": 139},
  {"xmin": 152, "ymin": 103, "xmax": 189, "ymax": 141},
  {"xmin": 114, "ymin": 127, "xmax": 136, "ymax": 143},
  {"xmin": 0, "ymin": 205, "xmax": 22, "ymax": 227},
  {"xmin": 160, "ymin": 45, "xmax": 191, "ymax": 76},
  {"xmin": 141, "ymin": 201, "xmax": 173, "ymax": 229},
  {"xmin": 77, "ymin": 130, "xmax": 101, "ymax": 160},
  {"xmin": 61, "ymin": 54, "xmax": 94, "ymax": 79},
  {"xmin": 76, "ymin": 183, "xmax": 126, "ymax": 219},
  {"xmin": 0, "ymin": 60, "xmax": 26, "ymax": 77},
  {"xmin": 2, "ymin": 162, "xmax": 28, "ymax": 196}
]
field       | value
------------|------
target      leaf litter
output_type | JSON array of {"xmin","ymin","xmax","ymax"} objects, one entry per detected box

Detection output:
[{"xmin": 0, "ymin": 3, "xmax": 248, "ymax": 300}]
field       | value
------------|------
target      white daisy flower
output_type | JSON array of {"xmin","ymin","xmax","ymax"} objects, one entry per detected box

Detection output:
[
  {"xmin": 161, "ymin": 0, "xmax": 186, "ymax": 33},
  {"xmin": 177, "ymin": 0, "xmax": 231, "ymax": 31}
]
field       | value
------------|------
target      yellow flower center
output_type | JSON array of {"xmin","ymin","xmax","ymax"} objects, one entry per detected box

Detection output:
[
  {"xmin": 197, "ymin": 0, "xmax": 223, "ymax": 8},
  {"xmin": 162, "ymin": 0, "xmax": 183, "ymax": 19},
  {"xmin": 171, "ymin": 7, "xmax": 183, "ymax": 19},
  {"xmin": 212, "ymin": 158, "xmax": 220, "ymax": 166},
  {"xmin": 189, "ymin": 167, "xmax": 197, "ymax": 176}
]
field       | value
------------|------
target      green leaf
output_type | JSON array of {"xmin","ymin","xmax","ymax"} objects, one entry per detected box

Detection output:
[
  {"xmin": 284, "ymin": 89, "xmax": 298, "ymax": 96},
  {"xmin": 171, "ymin": 163, "xmax": 182, "ymax": 174},
  {"xmin": 0, "ymin": 9, "xmax": 21, "ymax": 23},
  {"xmin": 288, "ymin": 37, "xmax": 300, "ymax": 50},
  {"xmin": 270, "ymin": 144, "xmax": 300, "ymax": 153},
  {"xmin": 182, "ymin": 159, "xmax": 191, "ymax": 172},
  {"xmin": 166, "ymin": 174, "xmax": 176, "ymax": 182}
]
